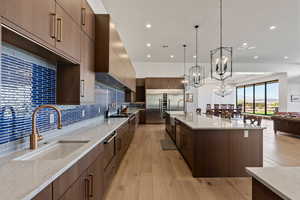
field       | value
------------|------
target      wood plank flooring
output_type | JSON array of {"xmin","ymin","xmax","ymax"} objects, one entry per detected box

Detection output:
[{"xmin": 105, "ymin": 120, "xmax": 300, "ymax": 200}]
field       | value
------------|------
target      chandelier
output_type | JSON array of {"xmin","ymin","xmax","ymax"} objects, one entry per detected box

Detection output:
[
  {"xmin": 210, "ymin": 0, "xmax": 233, "ymax": 81},
  {"xmin": 189, "ymin": 25, "xmax": 205, "ymax": 88},
  {"xmin": 213, "ymin": 81, "xmax": 233, "ymax": 97},
  {"xmin": 181, "ymin": 44, "xmax": 189, "ymax": 86}
]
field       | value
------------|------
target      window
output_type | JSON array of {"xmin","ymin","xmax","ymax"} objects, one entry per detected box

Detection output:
[
  {"xmin": 236, "ymin": 87, "xmax": 245, "ymax": 112},
  {"xmin": 255, "ymin": 84, "xmax": 265, "ymax": 114},
  {"xmin": 236, "ymin": 80, "xmax": 279, "ymax": 115},
  {"xmin": 267, "ymin": 82, "xmax": 279, "ymax": 115},
  {"xmin": 245, "ymin": 85, "xmax": 254, "ymax": 113}
]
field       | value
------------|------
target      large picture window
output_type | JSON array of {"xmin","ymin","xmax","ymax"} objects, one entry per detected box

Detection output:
[
  {"xmin": 236, "ymin": 80, "xmax": 279, "ymax": 115},
  {"xmin": 245, "ymin": 85, "xmax": 254, "ymax": 113},
  {"xmin": 267, "ymin": 81, "xmax": 279, "ymax": 115},
  {"xmin": 236, "ymin": 87, "xmax": 245, "ymax": 111}
]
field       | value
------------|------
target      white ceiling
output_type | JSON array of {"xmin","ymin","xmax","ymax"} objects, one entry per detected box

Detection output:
[{"xmin": 93, "ymin": 0, "xmax": 300, "ymax": 64}]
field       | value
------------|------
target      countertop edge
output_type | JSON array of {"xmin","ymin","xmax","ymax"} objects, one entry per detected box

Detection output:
[
  {"xmin": 175, "ymin": 116, "xmax": 266, "ymax": 130},
  {"xmin": 21, "ymin": 116, "xmax": 132, "ymax": 200},
  {"xmin": 246, "ymin": 168, "xmax": 291, "ymax": 200}
]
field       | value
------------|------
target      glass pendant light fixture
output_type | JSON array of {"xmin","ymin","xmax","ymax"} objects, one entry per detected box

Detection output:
[
  {"xmin": 189, "ymin": 25, "xmax": 205, "ymax": 88},
  {"xmin": 181, "ymin": 44, "xmax": 189, "ymax": 86},
  {"xmin": 213, "ymin": 80, "xmax": 233, "ymax": 97},
  {"xmin": 210, "ymin": 0, "xmax": 233, "ymax": 81}
]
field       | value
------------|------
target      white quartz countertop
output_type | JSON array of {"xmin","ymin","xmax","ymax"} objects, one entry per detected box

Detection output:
[
  {"xmin": 174, "ymin": 113, "xmax": 264, "ymax": 130},
  {"xmin": 246, "ymin": 167, "xmax": 300, "ymax": 200},
  {"xmin": 165, "ymin": 111, "xmax": 185, "ymax": 116},
  {"xmin": 0, "ymin": 110, "xmax": 140, "ymax": 200}
]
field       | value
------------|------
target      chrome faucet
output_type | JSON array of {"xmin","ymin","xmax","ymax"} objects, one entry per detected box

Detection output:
[{"xmin": 30, "ymin": 105, "xmax": 62, "ymax": 150}]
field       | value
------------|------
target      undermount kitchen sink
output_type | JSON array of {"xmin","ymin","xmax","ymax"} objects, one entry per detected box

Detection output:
[{"xmin": 14, "ymin": 140, "xmax": 90, "ymax": 161}]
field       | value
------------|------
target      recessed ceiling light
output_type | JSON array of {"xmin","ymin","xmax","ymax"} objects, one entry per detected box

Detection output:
[
  {"xmin": 170, "ymin": 55, "xmax": 174, "ymax": 58},
  {"xmin": 243, "ymin": 42, "xmax": 248, "ymax": 46},
  {"xmin": 193, "ymin": 55, "xmax": 197, "ymax": 58},
  {"xmin": 147, "ymin": 54, "xmax": 151, "ymax": 58},
  {"xmin": 284, "ymin": 56, "xmax": 289, "ymax": 59},
  {"xmin": 146, "ymin": 24, "xmax": 152, "ymax": 29},
  {"xmin": 248, "ymin": 46, "xmax": 256, "ymax": 50},
  {"xmin": 269, "ymin": 26, "xmax": 277, "ymax": 30},
  {"xmin": 253, "ymin": 56, "xmax": 259, "ymax": 60},
  {"xmin": 146, "ymin": 43, "xmax": 151, "ymax": 47}
]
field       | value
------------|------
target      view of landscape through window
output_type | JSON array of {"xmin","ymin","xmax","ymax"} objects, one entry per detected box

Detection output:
[{"xmin": 236, "ymin": 81, "xmax": 279, "ymax": 115}]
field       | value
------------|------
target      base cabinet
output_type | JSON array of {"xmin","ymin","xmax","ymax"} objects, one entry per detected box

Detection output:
[
  {"xmin": 174, "ymin": 120, "xmax": 263, "ymax": 177},
  {"xmin": 252, "ymin": 179, "xmax": 283, "ymax": 200},
  {"xmin": 32, "ymin": 185, "xmax": 52, "ymax": 200}
]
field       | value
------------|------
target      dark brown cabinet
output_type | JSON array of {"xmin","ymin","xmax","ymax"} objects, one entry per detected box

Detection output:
[
  {"xmin": 145, "ymin": 78, "xmax": 184, "ymax": 89},
  {"xmin": 32, "ymin": 185, "xmax": 52, "ymax": 200},
  {"xmin": 80, "ymin": 32, "xmax": 95, "ymax": 103},
  {"xmin": 1, "ymin": 0, "xmax": 56, "ymax": 47},
  {"xmin": 56, "ymin": 0, "xmax": 82, "ymax": 25},
  {"xmin": 174, "ymin": 120, "xmax": 263, "ymax": 177},
  {"xmin": 95, "ymin": 14, "xmax": 136, "ymax": 92},
  {"xmin": 56, "ymin": 4, "xmax": 81, "ymax": 61},
  {"xmin": 81, "ymin": 0, "xmax": 95, "ymax": 40},
  {"xmin": 87, "ymin": 155, "xmax": 105, "ymax": 200}
]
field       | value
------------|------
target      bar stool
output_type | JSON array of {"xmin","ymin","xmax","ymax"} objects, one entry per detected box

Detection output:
[{"xmin": 243, "ymin": 115, "xmax": 262, "ymax": 126}]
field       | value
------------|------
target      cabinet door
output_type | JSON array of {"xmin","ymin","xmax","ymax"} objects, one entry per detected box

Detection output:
[
  {"xmin": 87, "ymin": 155, "xmax": 105, "ymax": 200},
  {"xmin": 56, "ymin": 0, "xmax": 82, "ymax": 25},
  {"xmin": 56, "ymin": 3, "xmax": 81, "ymax": 61},
  {"xmin": 59, "ymin": 171, "xmax": 87, "ymax": 200},
  {"xmin": 80, "ymin": 32, "xmax": 95, "ymax": 103},
  {"xmin": 81, "ymin": 0, "xmax": 95, "ymax": 40},
  {"xmin": 1, "ymin": 0, "xmax": 56, "ymax": 47},
  {"xmin": 32, "ymin": 184, "xmax": 52, "ymax": 200}
]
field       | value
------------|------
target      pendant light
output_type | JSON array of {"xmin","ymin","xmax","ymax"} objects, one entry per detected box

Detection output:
[
  {"xmin": 189, "ymin": 25, "xmax": 205, "ymax": 88},
  {"xmin": 181, "ymin": 44, "xmax": 189, "ymax": 86},
  {"xmin": 210, "ymin": 0, "xmax": 233, "ymax": 81},
  {"xmin": 213, "ymin": 80, "xmax": 233, "ymax": 97}
]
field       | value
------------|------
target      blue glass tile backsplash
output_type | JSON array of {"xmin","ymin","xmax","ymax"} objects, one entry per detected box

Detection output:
[{"xmin": 0, "ymin": 43, "xmax": 125, "ymax": 149}]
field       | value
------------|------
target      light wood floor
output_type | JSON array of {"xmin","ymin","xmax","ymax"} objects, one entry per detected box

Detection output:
[{"xmin": 105, "ymin": 120, "xmax": 300, "ymax": 200}]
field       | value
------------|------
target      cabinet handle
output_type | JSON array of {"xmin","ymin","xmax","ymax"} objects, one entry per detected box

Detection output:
[
  {"xmin": 57, "ymin": 18, "xmax": 63, "ymax": 42},
  {"xmin": 50, "ymin": 13, "xmax": 56, "ymax": 39},
  {"xmin": 81, "ymin": 7, "xmax": 86, "ymax": 26},
  {"xmin": 104, "ymin": 132, "xmax": 116, "ymax": 144},
  {"xmin": 89, "ymin": 174, "xmax": 94, "ymax": 198},
  {"xmin": 84, "ymin": 178, "xmax": 90, "ymax": 200},
  {"xmin": 80, "ymin": 80, "xmax": 85, "ymax": 97}
]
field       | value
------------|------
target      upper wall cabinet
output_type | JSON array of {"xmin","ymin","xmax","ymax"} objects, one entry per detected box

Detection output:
[
  {"xmin": 56, "ymin": 0, "xmax": 82, "ymax": 26},
  {"xmin": 145, "ymin": 78, "xmax": 184, "ymax": 89},
  {"xmin": 1, "ymin": 0, "xmax": 56, "ymax": 47},
  {"xmin": 95, "ymin": 14, "xmax": 136, "ymax": 92},
  {"xmin": 81, "ymin": 0, "xmax": 95, "ymax": 40},
  {"xmin": 55, "ymin": 4, "xmax": 81, "ymax": 61}
]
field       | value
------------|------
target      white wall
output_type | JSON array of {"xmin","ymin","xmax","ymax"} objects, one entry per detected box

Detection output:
[
  {"xmin": 134, "ymin": 61, "xmax": 300, "ymax": 112},
  {"xmin": 287, "ymin": 78, "xmax": 300, "ymax": 112}
]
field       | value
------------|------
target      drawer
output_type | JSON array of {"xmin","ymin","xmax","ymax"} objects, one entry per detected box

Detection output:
[
  {"xmin": 104, "ymin": 158, "xmax": 117, "ymax": 194},
  {"xmin": 103, "ymin": 132, "xmax": 116, "ymax": 170}
]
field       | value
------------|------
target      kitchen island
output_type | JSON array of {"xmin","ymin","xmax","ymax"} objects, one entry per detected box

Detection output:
[
  {"xmin": 166, "ymin": 113, "xmax": 264, "ymax": 177},
  {"xmin": 247, "ymin": 167, "xmax": 300, "ymax": 200}
]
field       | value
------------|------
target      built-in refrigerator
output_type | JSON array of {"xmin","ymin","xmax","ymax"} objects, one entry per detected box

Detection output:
[{"xmin": 145, "ymin": 89, "xmax": 184, "ymax": 124}]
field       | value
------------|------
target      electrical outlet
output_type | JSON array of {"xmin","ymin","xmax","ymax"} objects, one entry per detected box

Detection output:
[
  {"xmin": 82, "ymin": 110, "xmax": 85, "ymax": 117},
  {"xmin": 244, "ymin": 130, "xmax": 249, "ymax": 138},
  {"xmin": 98, "ymin": 107, "xmax": 101, "ymax": 113},
  {"xmin": 49, "ymin": 113, "xmax": 55, "ymax": 124}
]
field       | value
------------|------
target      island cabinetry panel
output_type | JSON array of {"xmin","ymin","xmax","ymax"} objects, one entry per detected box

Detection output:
[
  {"xmin": 32, "ymin": 185, "xmax": 53, "ymax": 200},
  {"xmin": 252, "ymin": 179, "xmax": 283, "ymax": 200},
  {"xmin": 230, "ymin": 131, "xmax": 263, "ymax": 177},
  {"xmin": 175, "ymin": 120, "xmax": 263, "ymax": 177}
]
